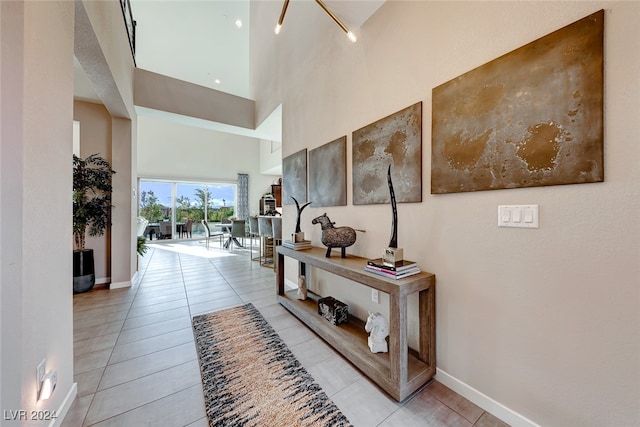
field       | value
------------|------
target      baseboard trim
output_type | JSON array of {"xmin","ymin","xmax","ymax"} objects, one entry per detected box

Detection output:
[
  {"xmin": 284, "ymin": 278, "xmax": 297, "ymax": 291},
  {"xmin": 110, "ymin": 280, "xmax": 131, "ymax": 289},
  {"xmin": 50, "ymin": 382, "xmax": 77, "ymax": 427},
  {"xmin": 435, "ymin": 368, "xmax": 540, "ymax": 427},
  {"xmin": 95, "ymin": 276, "xmax": 110, "ymax": 285}
]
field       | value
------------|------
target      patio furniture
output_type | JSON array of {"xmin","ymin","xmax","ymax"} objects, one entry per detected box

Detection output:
[
  {"xmin": 159, "ymin": 221, "xmax": 172, "ymax": 239},
  {"xmin": 181, "ymin": 219, "xmax": 193, "ymax": 238}
]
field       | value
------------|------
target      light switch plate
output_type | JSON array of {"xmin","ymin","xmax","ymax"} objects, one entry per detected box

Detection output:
[{"xmin": 498, "ymin": 205, "xmax": 539, "ymax": 228}]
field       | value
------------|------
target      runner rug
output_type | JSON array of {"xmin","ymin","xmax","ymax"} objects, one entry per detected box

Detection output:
[{"xmin": 192, "ymin": 303, "xmax": 352, "ymax": 427}]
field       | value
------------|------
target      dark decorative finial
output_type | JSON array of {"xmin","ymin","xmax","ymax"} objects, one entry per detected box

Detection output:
[
  {"xmin": 291, "ymin": 196, "xmax": 312, "ymax": 233},
  {"xmin": 388, "ymin": 165, "xmax": 398, "ymax": 248}
]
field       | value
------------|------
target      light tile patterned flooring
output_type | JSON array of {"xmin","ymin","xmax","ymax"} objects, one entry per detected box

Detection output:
[{"xmin": 63, "ymin": 240, "xmax": 510, "ymax": 427}]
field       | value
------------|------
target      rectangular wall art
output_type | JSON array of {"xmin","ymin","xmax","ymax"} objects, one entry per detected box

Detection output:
[
  {"xmin": 431, "ymin": 10, "xmax": 604, "ymax": 194},
  {"xmin": 282, "ymin": 149, "xmax": 307, "ymax": 205},
  {"xmin": 309, "ymin": 136, "xmax": 347, "ymax": 207},
  {"xmin": 352, "ymin": 102, "xmax": 422, "ymax": 205}
]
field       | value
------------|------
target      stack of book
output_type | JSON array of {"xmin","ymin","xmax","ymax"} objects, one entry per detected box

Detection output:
[
  {"xmin": 282, "ymin": 240, "xmax": 312, "ymax": 250},
  {"xmin": 364, "ymin": 258, "xmax": 421, "ymax": 280}
]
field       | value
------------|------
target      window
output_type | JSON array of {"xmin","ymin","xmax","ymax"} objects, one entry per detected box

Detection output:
[{"xmin": 139, "ymin": 179, "xmax": 236, "ymax": 240}]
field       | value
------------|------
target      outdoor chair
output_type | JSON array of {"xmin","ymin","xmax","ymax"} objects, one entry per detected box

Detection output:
[
  {"xmin": 159, "ymin": 221, "xmax": 172, "ymax": 239},
  {"xmin": 181, "ymin": 219, "xmax": 193, "ymax": 238}
]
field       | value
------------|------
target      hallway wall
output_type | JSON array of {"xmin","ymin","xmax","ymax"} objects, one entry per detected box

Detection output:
[{"xmin": 250, "ymin": 2, "xmax": 640, "ymax": 426}]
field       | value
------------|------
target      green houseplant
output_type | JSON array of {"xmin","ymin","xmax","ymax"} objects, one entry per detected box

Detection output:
[
  {"xmin": 73, "ymin": 154, "xmax": 115, "ymax": 293},
  {"xmin": 137, "ymin": 235, "xmax": 148, "ymax": 256}
]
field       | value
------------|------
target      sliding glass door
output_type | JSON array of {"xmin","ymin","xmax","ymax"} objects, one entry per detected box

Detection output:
[{"xmin": 139, "ymin": 179, "xmax": 236, "ymax": 241}]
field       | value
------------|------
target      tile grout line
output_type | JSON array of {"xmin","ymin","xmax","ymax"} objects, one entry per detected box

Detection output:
[{"xmin": 76, "ymin": 248, "xmax": 157, "ymax": 427}]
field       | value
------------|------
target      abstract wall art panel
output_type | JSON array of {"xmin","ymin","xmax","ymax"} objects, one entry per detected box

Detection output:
[
  {"xmin": 431, "ymin": 10, "xmax": 604, "ymax": 194},
  {"xmin": 352, "ymin": 102, "xmax": 422, "ymax": 205},
  {"xmin": 309, "ymin": 136, "xmax": 347, "ymax": 207},
  {"xmin": 282, "ymin": 149, "xmax": 307, "ymax": 205}
]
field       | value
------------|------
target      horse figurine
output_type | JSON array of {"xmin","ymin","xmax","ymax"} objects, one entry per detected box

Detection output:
[
  {"xmin": 311, "ymin": 213, "xmax": 357, "ymax": 258},
  {"xmin": 365, "ymin": 312, "xmax": 389, "ymax": 353}
]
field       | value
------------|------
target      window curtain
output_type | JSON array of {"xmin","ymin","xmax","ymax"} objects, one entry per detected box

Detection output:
[{"xmin": 237, "ymin": 173, "xmax": 249, "ymax": 220}]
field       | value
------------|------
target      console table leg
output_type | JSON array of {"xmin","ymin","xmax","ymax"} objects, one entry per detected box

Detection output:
[
  {"xmin": 419, "ymin": 288, "xmax": 436, "ymax": 368},
  {"xmin": 277, "ymin": 251, "xmax": 285, "ymax": 296},
  {"xmin": 389, "ymin": 293, "xmax": 408, "ymax": 391}
]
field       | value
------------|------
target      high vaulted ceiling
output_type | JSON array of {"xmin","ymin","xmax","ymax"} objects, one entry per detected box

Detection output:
[
  {"xmin": 131, "ymin": 0, "xmax": 385, "ymax": 99},
  {"xmin": 73, "ymin": 0, "xmax": 385, "ymax": 138},
  {"xmin": 133, "ymin": 0, "xmax": 251, "ymax": 98}
]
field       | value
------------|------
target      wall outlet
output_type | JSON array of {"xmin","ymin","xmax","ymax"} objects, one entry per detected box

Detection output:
[
  {"xmin": 36, "ymin": 359, "xmax": 46, "ymax": 386},
  {"xmin": 371, "ymin": 289, "xmax": 379, "ymax": 304}
]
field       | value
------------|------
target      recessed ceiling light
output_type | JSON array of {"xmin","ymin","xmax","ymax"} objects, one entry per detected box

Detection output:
[
  {"xmin": 235, "ymin": 19, "xmax": 242, "ymax": 28},
  {"xmin": 214, "ymin": 79, "xmax": 221, "ymax": 84}
]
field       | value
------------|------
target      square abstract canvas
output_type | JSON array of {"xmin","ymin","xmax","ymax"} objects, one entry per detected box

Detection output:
[
  {"xmin": 431, "ymin": 10, "xmax": 604, "ymax": 194},
  {"xmin": 352, "ymin": 102, "xmax": 422, "ymax": 205},
  {"xmin": 282, "ymin": 149, "xmax": 307, "ymax": 205},
  {"xmin": 309, "ymin": 136, "xmax": 347, "ymax": 207}
]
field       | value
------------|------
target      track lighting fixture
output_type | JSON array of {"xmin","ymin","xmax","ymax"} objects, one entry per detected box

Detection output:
[{"xmin": 274, "ymin": 0, "xmax": 357, "ymax": 43}]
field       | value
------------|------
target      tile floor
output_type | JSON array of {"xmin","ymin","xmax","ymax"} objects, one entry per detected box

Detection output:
[{"xmin": 63, "ymin": 240, "xmax": 510, "ymax": 427}]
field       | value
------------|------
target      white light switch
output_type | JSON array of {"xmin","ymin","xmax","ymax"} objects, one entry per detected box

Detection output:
[
  {"xmin": 498, "ymin": 205, "xmax": 539, "ymax": 228},
  {"xmin": 512, "ymin": 208, "xmax": 521, "ymax": 223},
  {"xmin": 500, "ymin": 207, "xmax": 511, "ymax": 222}
]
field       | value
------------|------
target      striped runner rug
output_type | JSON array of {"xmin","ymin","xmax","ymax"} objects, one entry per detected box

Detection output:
[{"xmin": 192, "ymin": 303, "xmax": 352, "ymax": 427}]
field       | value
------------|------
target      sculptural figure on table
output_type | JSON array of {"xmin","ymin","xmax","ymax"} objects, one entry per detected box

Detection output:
[
  {"xmin": 291, "ymin": 196, "xmax": 312, "ymax": 242},
  {"xmin": 297, "ymin": 275, "xmax": 307, "ymax": 300},
  {"xmin": 365, "ymin": 312, "xmax": 389, "ymax": 353},
  {"xmin": 311, "ymin": 213, "xmax": 357, "ymax": 258}
]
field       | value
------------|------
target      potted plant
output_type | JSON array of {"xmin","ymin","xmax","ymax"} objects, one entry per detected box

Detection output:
[
  {"xmin": 73, "ymin": 154, "xmax": 115, "ymax": 293},
  {"xmin": 137, "ymin": 236, "xmax": 148, "ymax": 256}
]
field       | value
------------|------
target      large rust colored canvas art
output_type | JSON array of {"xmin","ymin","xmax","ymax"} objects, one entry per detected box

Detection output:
[
  {"xmin": 431, "ymin": 10, "xmax": 604, "ymax": 194},
  {"xmin": 353, "ymin": 102, "xmax": 422, "ymax": 205}
]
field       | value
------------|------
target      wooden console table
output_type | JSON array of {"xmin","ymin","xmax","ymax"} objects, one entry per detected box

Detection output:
[{"xmin": 276, "ymin": 246, "xmax": 436, "ymax": 402}]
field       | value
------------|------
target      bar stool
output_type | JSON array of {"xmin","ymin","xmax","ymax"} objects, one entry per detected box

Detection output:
[
  {"xmin": 270, "ymin": 217, "xmax": 282, "ymax": 271},
  {"xmin": 258, "ymin": 216, "xmax": 273, "ymax": 267},
  {"xmin": 249, "ymin": 216, "xmax": 260, "ymax": 261}
]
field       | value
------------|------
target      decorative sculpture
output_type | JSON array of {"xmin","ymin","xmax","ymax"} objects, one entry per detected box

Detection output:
[
  {"xmin": 297, "ymin": 275, "xmax": 307, "ymax": 300},
  {"xmin": 311, "ymin": 213, "xmax": 356, "ymax": 258},
  {"xmin": 291, "ymin": 196, "xmax": 312, "ymax": 241},
  {"xmin": 388, "ymin": 164, "xmax": 398, "ymax": 248},
  {"xmin": 383, "ymin": 165, "xmax": 403, "ymax": 266},
  {"xmin": 365, "ymin": 312, "xmax": 389, "ymax": 353}
]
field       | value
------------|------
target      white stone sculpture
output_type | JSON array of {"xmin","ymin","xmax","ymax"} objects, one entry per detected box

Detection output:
[
  {"xmin": 297, "ymin": 275, "xmax": 307, "ymax": 300},
  {"xmin": 365, "ymin": 311, "xmax": 389, "ymax": 353}
]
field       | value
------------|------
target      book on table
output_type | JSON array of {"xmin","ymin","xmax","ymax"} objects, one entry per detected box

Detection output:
[
  {"xmin": 364, "ymin": 265, "xmax": 421, "ymax": 280},
  {"xmin": 282, "ymin": 240, "xmax": 312, "ymax": 250},
  {"xmin": 366, "ymin": 258, "xmax": 417, "ymax": 272}
]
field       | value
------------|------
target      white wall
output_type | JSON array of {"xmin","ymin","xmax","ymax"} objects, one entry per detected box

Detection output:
[
  {"xmin": 75, "ymin": 0, "xmax": 137, "ymax": 289},
  {"xmin": 251, "ymin": 1, "xmax": 640, "ymax": 426},
  {"xmin": 1, "ymin": 0, "xmax": 76, "ymax": 422},
  {"xmin": 259, "ymin": 139, "xmax": 282, "ymax": 175},
  {"xmin": 74, "ymin": 101, "xmax": 112, "ymax": 284},
  {"xmin": 1, "ymin": 0, "xmax": 135, "ymax": 423},
  {"xmin": 137, "ymin": 116, "xmax": 280, "ymax": 216}
]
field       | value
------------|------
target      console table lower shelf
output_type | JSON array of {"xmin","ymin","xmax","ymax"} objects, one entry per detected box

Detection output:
[{"xmin": 276, "ymin": 246, "xmax": 436, "ymax": 402}]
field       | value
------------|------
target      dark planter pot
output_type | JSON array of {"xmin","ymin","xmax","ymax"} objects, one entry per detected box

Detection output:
[{"xmin": 73, "ymin": 249, "xmax": 95, "ymax": 294}]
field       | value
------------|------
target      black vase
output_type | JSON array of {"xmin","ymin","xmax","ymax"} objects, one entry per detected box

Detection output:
[{"xmin": 73, "ymin": 249, "xmax": 95, "ymax": 294}]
